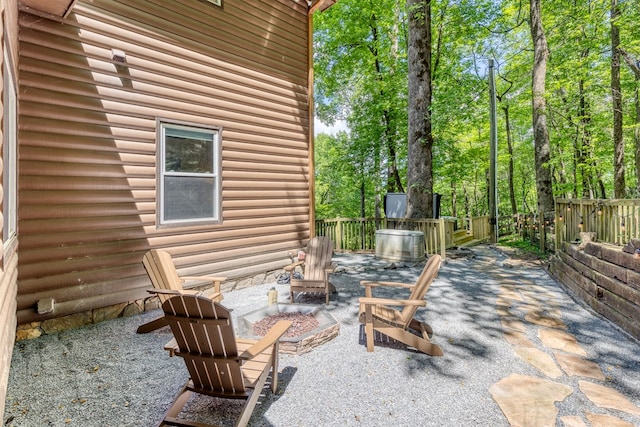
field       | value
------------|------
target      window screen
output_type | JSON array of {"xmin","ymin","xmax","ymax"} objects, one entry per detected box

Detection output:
[{"xmin": 159, "ymin": 122, "xmax": 221, "ymax": 225}]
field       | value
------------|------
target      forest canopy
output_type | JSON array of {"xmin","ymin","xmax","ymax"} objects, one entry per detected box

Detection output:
[{"xmin": 312, "ymin": 0, "xmax": 640, "ymax": 220}]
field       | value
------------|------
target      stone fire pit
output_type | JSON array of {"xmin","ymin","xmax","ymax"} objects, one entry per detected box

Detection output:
[{"xmin": 236, "ymin": 304, "xmax": 340, "ymax": 355}]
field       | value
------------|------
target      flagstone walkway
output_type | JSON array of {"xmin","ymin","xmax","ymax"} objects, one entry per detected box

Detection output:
[{"xmin": 472, "ymin": 248, "xmax": 640, "ymax": 427}]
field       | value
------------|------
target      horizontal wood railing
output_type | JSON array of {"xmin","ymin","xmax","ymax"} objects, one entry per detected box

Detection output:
[{"xmin": 315, "ymin": 216, "xmax": 491, "ymax": 259}]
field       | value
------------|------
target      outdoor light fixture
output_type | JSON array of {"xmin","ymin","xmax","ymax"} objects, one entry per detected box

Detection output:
[
  {"xmin": 634, "ymin": 248, "xmax": 640, "ymax": 260},
  {"xmin": 111, "ymin": 48, "xmax": 126, "ymax": 63},
  {"xmin": 621, "ymin": 218, "xmax": 626, "ymax": 233},
  {"xmin": 579, "ymin": 220, "xmax": 584, "ymax": 229},
  {"xmin": 567, "ymin": 202, "xmax": 571, "ymax": 211}
]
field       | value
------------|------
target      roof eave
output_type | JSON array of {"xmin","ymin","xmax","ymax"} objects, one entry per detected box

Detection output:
[{"xmin": 19, "ymin": 0, "xmax": 77, "ymax": 19}]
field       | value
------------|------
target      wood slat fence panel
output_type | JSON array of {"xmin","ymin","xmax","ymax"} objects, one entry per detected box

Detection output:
[
  {"xmin": 555, "ymin": 199, "xmax": 640, "ymax": 248},
  {"xmin": 315, "ymin": 216, "xmax": 491, "ymax": 259}
]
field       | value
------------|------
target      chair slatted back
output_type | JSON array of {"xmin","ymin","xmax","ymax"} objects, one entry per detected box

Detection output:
[
  {"xmin": 143, "ymin": 249, "xmax": 184, "ymax": 304},
  {"xmin": 304, "ymin": 236, "xmax": 334, "ymax": 282},
  {"xmin": 162, "ymin": 294, "xmax": 246, "ymax": 395},
  {"xmin": 399, "ymin": 254, "xmax": 442, "ymax": 326}
]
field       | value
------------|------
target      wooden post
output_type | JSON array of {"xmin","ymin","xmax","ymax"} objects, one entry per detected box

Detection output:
[
  {"xmin": 555, "ymin": 200, "xmax": 561, "ymax": 252},
  {"xmin": 438, "ymin": 218, "xmax": 447, "ymax": 260}
]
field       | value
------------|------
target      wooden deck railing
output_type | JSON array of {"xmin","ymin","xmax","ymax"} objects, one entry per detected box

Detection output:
[
  {"xmin": 315, "ymin": 216, "xmax": 491, "ymax": 259},
  {"xmin": 555, "ymin": 198, "xmax": 640, "ymax": 248}
]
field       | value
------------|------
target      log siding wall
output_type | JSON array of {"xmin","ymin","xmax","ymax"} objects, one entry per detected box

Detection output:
[
  {"xmin": 0, "ymin": 0, "xmax": 19, "ymax": 417},
  {"xmin": 549, "ymin": 242, "xmax": 640, "ymax": 340},
  {"xmin": 16, "ymin": 0, "xmax": 312, "ymax": 324}
]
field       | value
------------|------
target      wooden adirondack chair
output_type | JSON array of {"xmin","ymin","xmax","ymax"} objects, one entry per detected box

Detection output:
[
  {"xmin": 285, "ymin": 236, "xmax": 337, "ymax": 305},
  {"xmin": 136, "ymin": 249, "xmax": 226, "ymax": 334},
  {"xmin": 159, "ymin": 294, "xmax": 292, "ymax": 427},
  {"xmin": 359, "ymin": 254, "xmax": 443, "ymax": 356}
]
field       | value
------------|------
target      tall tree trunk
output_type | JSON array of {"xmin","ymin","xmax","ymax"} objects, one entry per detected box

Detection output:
[
  {"xmin": 529, "ymin": 0, "xmax": 554, "ymax": 214},
  {"xmin": 611, "ymin": 0, "xmax": 625, "ymax": 198},
  {"xmin": 361, "ymin": 180, "xmax": 366, "ymax": 218},
  {"xmin": 635, "ymin": 79, "xmax": 640, "ymax": 196},
  {"xmin": 620, "ymin": 49, "xmax": 640, "ymax": 195},
  {"xmin": 578, "ymin": 79, "xmax": 595, "ymax": 198},
  {"xmin": 370, "ymin": 15, "xmax": 404, "ymax": 194},
  {"xmin": 406, "ymin": 0, "xmax": 433, "ymax": 218},
  {"xmin": 503, "ymin": 105, "xmax": 517, "ymax": 216}
]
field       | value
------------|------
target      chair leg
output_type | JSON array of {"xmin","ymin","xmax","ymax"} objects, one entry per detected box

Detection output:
[
  {"xmin": 271, "ymin": 344, "xmax": 279, "ymax": 393},
  {"xmin": 136, "ymin": 316, "xmax": 168, "ymax": 334},
  {"xmin": 158, "ymin": 382, "xmax": 193, "ymax": 427},
  {"xmin": 375, "ymin": 325, "xmax": 443, "ymax": 357},
  {"xmin": 409, "ymin": 318, "xmax": 433, "ymax": 338},
  {"xmin": 364, "ymin": 306, "xmax": 375, "ymax": 352},
  {"xmin": 236, "ymin": 364, "xmax": 272, "ymax": 427}
]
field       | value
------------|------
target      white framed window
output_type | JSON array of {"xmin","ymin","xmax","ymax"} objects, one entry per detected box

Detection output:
[
  {"xmin": 158, "ymin": 121, "xmax": 221, "ymax": 226},
  {"xmin": 3, "ymin": 46, "xmax": 17, "ymax": 251}
]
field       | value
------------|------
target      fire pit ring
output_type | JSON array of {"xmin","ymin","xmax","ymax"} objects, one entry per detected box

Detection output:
[{"xmin": 236, "ymin": 304, "xmax": 340, "ymax": 355}]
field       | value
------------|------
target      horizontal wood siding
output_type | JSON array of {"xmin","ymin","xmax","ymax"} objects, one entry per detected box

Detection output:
[
  {"xmin": 1, "ymin": 0, "xmax": 19, "ymax": 417},
  {"xmin": 17, "ymin": 0, "xmax": 311, "ymax": 324}
]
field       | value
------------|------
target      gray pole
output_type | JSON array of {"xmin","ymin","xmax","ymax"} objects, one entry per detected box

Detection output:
[{"xmin": 488, "ymin": 59, "xmax": 499, "ymax": 243}]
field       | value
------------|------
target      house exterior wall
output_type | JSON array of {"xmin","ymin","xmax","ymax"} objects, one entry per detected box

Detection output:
[
  {"xmin": 0, "ymin": 0, "xmax": 19, "ymax": 417},
  {"xmin": 16, "ymin": 0, "xmax": 312, "ymax": 325}
]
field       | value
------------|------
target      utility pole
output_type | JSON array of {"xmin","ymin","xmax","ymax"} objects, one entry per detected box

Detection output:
[{"xmin": 489, "ymin": 59, "xmax": 499, "ymax": 243}]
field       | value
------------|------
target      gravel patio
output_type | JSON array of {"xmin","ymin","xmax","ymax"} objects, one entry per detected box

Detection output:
[{"xmin": 3, "ymin": 245, "xmax": 640, "ymax": 427}]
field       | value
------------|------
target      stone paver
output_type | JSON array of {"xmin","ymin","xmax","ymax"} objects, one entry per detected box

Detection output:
[
  {"xmin": 538, "ymin": 328, "xmax": 588, "ymax": 356},
  {"xmin": 514, "ymin": 347, "xmax": 563, "ymax": 378},
  {"xmin": 489, "ymin": 373, "xmax": 573, "ymax": 427},
  {"xmin": 474, "ymin": 246, "xmax": 640, "ymax": 427},
  {"xmin": 524, "ymin": 311, "xmax": 567, "ymax": 329},
  {"xmin": 579, "ymin": 381, "xmax": 640, "ymax": 417},
  {"xmin": 585, "ymin": 412, "xmax": 636, "ymax": 427},
  {"xmin": 503, "ymin": 329, "xmax": 536, "ymax": 347},
  {"xmin": 554, "ymin": 352, "xmax": 605, "ymax": 381}
]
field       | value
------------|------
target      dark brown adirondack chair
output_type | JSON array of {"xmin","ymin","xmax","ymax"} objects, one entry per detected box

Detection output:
[
  {"xmin": 136, "ymin": 249, "xmax": 225, "ymax": 334},
  {"xmin": 285, "ymin": 236, "xmax": 336, "ymax": 305},
  {"xmin": 159, "ymin": 294, "xmax": 291, "ymax": 427},
  {"xmin": 359, "ymin": 254, "xmax": 443, "ymax": 356}
]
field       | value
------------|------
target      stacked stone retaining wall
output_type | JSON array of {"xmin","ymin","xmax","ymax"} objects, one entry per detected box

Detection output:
[{"xmin": 548, "ymin": 241, "xmax": 640, "ymax": 340}]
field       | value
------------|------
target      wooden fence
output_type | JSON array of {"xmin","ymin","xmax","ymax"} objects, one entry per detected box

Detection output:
[
  {"xmin": 555, "ymin": 198, "xmax": 640, "ymax": 248},
  {"xmin": 315, "ymin": 216, "xmax": 491, "ymax": 259},
  {"xmin": 497, "ymin": 213, "xmax": 556, "ymax": 253}
]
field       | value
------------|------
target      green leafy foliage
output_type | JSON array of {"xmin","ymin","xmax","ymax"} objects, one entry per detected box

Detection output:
[{"xmin": 314, "ymin": 0, "xmax": 640, "ymax": 219}]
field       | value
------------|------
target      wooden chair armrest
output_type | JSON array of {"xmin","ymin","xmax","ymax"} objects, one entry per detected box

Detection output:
[
  {"xmin": 325, "ymin": 263, "xmax": 337, "ymax": 273},
  {"xmin": 358, "ymin": 297, "xmax": 426, "ymax": 307},
  {"xmin": 180, "ymin": 275, "xmax": 226, "ymax": 284},
  {"xmin": 283, "ymin": 261, "xmax": 305, "ymax": 272},
  {"xmin": 180, "ymin": 276, "xmax": 225, "ymax": 294},
  {"xmin": 147, "ymin": 288, "xmax": 222, "ymax": 302},
  {"xmin": 360, "ymin": 280, "xmax": 415, "ymax": 289},
  {"xmin": 240, "ymin": 320, "xmax": 292, "ymax": 359},
  {"xmin": 147, "ymin": 288, "xmax": 192, "ymax": 296},
  {"xmin": 360, "ymin": 281, "xmax": 414, "ymax": 298},
  {"xmin": 164, "ymin": 337, "xmax": 178, "ymax": 357}
]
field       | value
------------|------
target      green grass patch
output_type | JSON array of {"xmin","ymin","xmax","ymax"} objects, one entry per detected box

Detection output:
[{"xmin": 498, "ymin": 234, "xmax": 548, "ymax": 260}]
